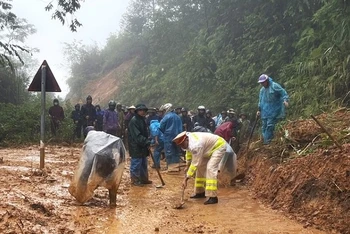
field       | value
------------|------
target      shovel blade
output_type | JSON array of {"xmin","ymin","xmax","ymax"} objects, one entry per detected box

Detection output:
[{"xmin": 173, "ymin": 202, "xmax": 185, "ymax": 209}]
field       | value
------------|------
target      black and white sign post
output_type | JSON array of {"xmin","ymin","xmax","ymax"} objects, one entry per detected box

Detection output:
[{"xmin": 28, "ymin": 60, "xmax": 61, "ymax": 169}]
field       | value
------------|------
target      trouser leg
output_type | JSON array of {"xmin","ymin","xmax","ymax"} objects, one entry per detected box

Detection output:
[
  {"xmin": 76, "ymin": 123, "xmax": 82, "ymax": 138},
  {"xmin": 130, "ymin": 158, "xmax": 142, "ymax": 182},
  {"xmin": 140, "ymin": 157, "xmax": 149, "ymax": 182},
  {"xmin": 194, "ymin": 158, "xmax": 209, "ymax": 194},
  {"xmin": 205, "ymin": 146, "xmax": 226, "ymax": 197},
  {"xmin": 153, "ymin": 141, "xmax": 164, "ymax": 168},
  {"xmin": 165, "ymin": 141, "xmax": 180, "ymax": 170},
  {"xmin": 263, "ymin": 118, "xmax": 277, "ymax": 144}
]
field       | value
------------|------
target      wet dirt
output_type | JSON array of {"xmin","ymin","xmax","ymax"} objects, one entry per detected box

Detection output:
[{"xmin": 0, "ymin": 145, "xmax": 328, "ymax": 234}]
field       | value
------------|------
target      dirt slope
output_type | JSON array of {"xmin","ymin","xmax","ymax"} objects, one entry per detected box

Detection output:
[
  {"xmin": 66, "ymin": 59, "xmax": 135, "ymax": 106},
  {"xmin": 239, "ymin": 108, "xmax": 350, "ymax": 234}
]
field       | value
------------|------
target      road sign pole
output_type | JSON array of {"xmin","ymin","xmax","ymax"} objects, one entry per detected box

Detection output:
[{"xmin": 40, "ymin": 65, "xmax": 46, "ymax": 169}]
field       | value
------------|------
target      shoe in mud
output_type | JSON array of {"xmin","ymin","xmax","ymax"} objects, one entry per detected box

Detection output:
[
  {"xmin": 190, "ymin": 192, "xmax": 206, "ymax": 199},
  {"xmin": 204, "ymin": 197, "xmax": 218, "ymax": 205},
  {"xmin": 132, "ymin": 181, "xmax": 143, "ymax": 186}
]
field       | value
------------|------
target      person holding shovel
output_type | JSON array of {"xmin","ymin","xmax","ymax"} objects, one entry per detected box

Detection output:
[
  {"xmin": 173, "ymin": 131, "xmax": 226, "ymax": 205},
  {"xmin": 128, "ymin": 104, "xmax": 153, "ymax": 186},
  {"xmin": 257, "ymin": 74, "xmax": 289, "ymax": 144}
]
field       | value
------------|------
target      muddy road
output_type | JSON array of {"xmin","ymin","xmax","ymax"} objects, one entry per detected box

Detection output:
[{"xmin": 0, "ymin": 145, "xmax": 326, "ymax": 233}]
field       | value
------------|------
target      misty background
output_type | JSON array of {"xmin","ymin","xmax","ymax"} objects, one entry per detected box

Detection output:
[{"xmin": 12, "ymin": 0, "xmax": 131, "ymax": 98}]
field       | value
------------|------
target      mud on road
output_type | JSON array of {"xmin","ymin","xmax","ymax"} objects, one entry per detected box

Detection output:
[{"xmin": 0, "ymin": 145, "xmax": 328, "ymax": 233}]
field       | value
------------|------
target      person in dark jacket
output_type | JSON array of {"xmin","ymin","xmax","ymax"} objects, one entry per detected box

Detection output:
[
  {"xmin": 103, "ymin": 100, "xmax": 118, "ymax": 136},
  {"xmin": 128, "ymin": 104, "xmax": 152, "ymax": 186},
  {"xmin": 192, "ymin": 105, "xmax": 207, "ymax": 128},
  {"xmin": 71, "ymin": 103, "xmax": 82, "ymax": 139},
  {"xmin": 81, "ymin": 95, "xmax": 96, "ymax": 137},
  {"xmin": 116, "ymin": 103, "xmax": 125, "ymax": 138},
  {"xmin": 48, "ymin": 98, "xmax": 65, "ymax": 136},
  {"xmin": 146, "ymin": 107, "xmax": 161, "ymax": 126},
  {"xmin": 181, "ymin": 108, "xmax": 193, "ymax": 132},
  {"xmin": 124, "ymin": 105, "xmax": 136, "ymax": 150},
  {"xmin": 205, "ymin": 110, "xmax": 216, "ymax": 133},
  {"xmin": 94, "ymin": 105, "xmax": 104, "ymax": 131}
]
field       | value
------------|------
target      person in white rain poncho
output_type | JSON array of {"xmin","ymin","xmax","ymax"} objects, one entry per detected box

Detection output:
[{"xmin": 173, "ymin": 131, "xmax": 226, "ymax": 205}]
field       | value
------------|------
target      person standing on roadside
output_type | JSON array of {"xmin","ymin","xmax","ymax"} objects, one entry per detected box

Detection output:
[
  {"xmin": 94, "ymin": 105, "xmax": 104, "ymax": 131},
  {"xmin": 116, "ymin": 103, "xmax": 125, "ymax": 138},
  {"xmin": 71, "ymin": 103, "xmax": 82, "ymax": 139},
  {"xmin": 48, "ymin": 98, "xmax": 65, "ymax": 136},
  {"xmin": 257, "ymin": 74, "xmax": 289, "ymax": 145},
  {"xmin": 103, "ymin": 100, "xmax": 119, "ymax": 136},
  {"xmin": 81, "ymin": 95, "xmax": 96, "ymax": 137}
]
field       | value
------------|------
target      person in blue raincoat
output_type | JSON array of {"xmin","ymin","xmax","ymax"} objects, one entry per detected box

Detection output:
[
  {"xmin": 150, "ymin": 119, "xmax": 164, "ymax": 169},
  {"xmin": 159, "ymin": 103, "xmax": 183, "ymax": 172},
  {"xmin": 257, "ymin": 74, "xmax": 289, "ymax": 144}
]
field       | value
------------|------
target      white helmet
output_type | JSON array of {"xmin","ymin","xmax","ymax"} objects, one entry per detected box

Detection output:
[
  {"xmin": 197, "ymin": 105, "xmax": 206, "ymax": 110},
  {"xmin": 160, "ymin": 103, "xmax": 173, "ymax": 113}
]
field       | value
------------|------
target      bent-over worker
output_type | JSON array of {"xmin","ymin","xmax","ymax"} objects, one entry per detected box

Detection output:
[{"xmin": 173, "ymin": 131, "xmax": 226, "ymax": 205}]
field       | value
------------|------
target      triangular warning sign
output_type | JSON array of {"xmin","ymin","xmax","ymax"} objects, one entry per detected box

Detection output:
[{"xmin": 28, "ymin": 60, "xmax": 61, "ymax": 92}]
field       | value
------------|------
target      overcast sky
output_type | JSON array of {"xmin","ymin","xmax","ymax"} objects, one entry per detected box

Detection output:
[{"xmin": 12, "ymin": 0, "xmax": 131, "ymax": 98}]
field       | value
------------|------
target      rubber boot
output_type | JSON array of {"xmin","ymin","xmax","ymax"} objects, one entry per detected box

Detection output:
[{"xmin": 204, "ymin": 197, "xmax": 218, "ymax": 205}]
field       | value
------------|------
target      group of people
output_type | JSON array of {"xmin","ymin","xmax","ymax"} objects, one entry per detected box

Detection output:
[
  {"xmin": 70, "ymin": 96, "xmax": 127, "ymax": 139},
  {"xmin": 126, "ymin": 74, "xmax": 289, "ymax": 206},
  {"xmin": 64, "ymin": 74, "xmax": 289, "ymax": 206}
]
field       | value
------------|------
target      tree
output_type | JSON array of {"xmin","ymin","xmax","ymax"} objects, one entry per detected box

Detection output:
[{"xmin": 45, "ymin": 0, "xmax": 83, "ymax": 32}]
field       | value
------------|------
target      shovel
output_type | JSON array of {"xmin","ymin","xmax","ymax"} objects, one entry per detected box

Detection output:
[
  {"xmin": 173, "ymin": 187, "xmax": 185, "ymax": 209},
  {"xmin": 148, "ymin": 147, "xmax": 166, "ymax": 188},
  {"xmin": 245, "ymin": 115, "xmax": 260, "ymax": 157}
]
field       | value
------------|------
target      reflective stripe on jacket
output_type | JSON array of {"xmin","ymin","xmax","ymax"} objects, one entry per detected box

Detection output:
[{"xmin": 185, "ymin": 132, "xmax": 226, "ymax": 177}]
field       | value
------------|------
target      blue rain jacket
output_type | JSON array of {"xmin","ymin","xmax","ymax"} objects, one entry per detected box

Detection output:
[
  {"xmin": 258, "ymin": 78, "xmax": 289, "ymax": 119},
  {"xmin": 150, "ymin": 120, "xmax": 164, "ymax": 141},
  {"xmin": 159, "ymin": 111, "xmax": 183, "ymax": 141}
]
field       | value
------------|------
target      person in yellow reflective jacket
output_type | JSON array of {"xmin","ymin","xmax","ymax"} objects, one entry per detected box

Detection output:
[{"xmin": 173, "ymin": 131, "xmax": 226, "ymax": 205}]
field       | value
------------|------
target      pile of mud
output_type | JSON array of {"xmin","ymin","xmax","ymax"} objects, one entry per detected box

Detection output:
[{"xmin": 240, "ymin": 109, "xmax": 350, "ymax": 233}]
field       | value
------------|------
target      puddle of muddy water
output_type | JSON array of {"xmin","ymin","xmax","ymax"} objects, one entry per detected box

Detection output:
[
  {"xmin": 84, "ymin": 173, "xmax": 325, "ymax": 234},
  {"xmin": 0, "ymin": 147, "xmax": 328, "ymax": 234}
]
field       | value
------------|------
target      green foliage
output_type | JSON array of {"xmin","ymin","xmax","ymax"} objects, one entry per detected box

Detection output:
[
  {"xmin": 45, "ymin": 0, "xmax": 82, "ymax": 32},
  {"xmin": 0, "ymin": 97, "xmax": 80, "ymax": 146},
  {"xmin": 66, "ymin": 0, "xmax": 350, "ymax": 119},
  {"xmin": 0, "ymin": 0, "xmax": 36, "ymax": 69}
]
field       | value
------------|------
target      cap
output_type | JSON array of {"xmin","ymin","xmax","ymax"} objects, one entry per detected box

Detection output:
[
  {"xmin": 197, "ymin": 105, "xmax": 205, "ymax": 110},
  {"xmin": 227, "ymin": 108, "xmax": 236, "ymax": 114},
  {"xmin": 258, "ymin": 74, "xmax": 269, "ymax": 83},
  {"xmin": 128, "ymin": 105, "xmax": 136, "ymax": 110},
  {"xmin": 173, "ymin": 131, "xmax": 188, "ymax": 145},
  {"xmin": 148, "ymin": 107, "xmax": 156, "ymax": 113},
  {"xmin": 135, "ymin": 104, "xmax": 148, "ymax": 112}
]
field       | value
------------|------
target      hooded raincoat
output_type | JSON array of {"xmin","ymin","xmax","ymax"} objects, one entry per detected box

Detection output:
[{"xmin": 258, "ymin": 77, "xmax": 289, "ymax": 144}]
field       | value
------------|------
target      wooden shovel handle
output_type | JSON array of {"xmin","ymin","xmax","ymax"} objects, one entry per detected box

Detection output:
[{"xmin": 311, "ymin": 115, "xmax": 342, "ymax": 151}]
